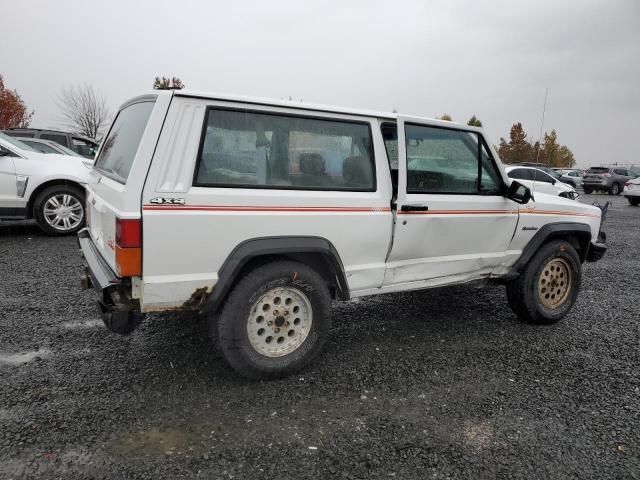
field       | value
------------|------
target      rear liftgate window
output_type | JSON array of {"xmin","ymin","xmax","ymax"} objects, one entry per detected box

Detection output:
[
  {"xmin": 94, "ymin": 100, "xmax": 155, "ymax": 183},
  {"xmin": 194, "ymin": 108, "xmax": 376, "ymax": 191}
]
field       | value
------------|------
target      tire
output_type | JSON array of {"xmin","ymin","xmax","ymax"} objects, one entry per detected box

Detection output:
[
  {"xmin": 506, "ymin": 240, "xmax": 581, "ymax": 325},
  {"xmin": 583, "ymin": 187, "xmax": 593, "ymax": 194},
  {"xmin": 629, "ymin": 197, "xmax": 640, "ymax": 206},
  {"xmin": 213, "ymin": 260, "xmax": 332, "ymax": 379},
  {"xmin": 33, "ymin": 184, "xmax": 85, "ymax": 236},
  {"xmin": 609, "ymin": 183, "xmax": 621, "ymax": 195}
]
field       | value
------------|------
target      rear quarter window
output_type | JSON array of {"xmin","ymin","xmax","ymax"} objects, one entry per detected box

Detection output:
[
  {"xmin": 194, "ymin": 108, "xmax": 375, "ymax": 191},
  {"xmin": 94, "ymin": 100, "xmax": 155, "ymax": 183}
]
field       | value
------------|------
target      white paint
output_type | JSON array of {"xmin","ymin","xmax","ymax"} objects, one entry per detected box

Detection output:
[
  {"xmin": 0, "ymin": 349, "xmax": 51, "ymax": 365},
  {"xmin": 61, "ymin": 319, "xmax": 103, "ymax": 329}
]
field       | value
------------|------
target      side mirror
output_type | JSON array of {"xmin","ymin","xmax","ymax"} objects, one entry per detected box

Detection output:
[{"xmin": 507, "ymin": 180, "xmax": 533, "ymax": 204}]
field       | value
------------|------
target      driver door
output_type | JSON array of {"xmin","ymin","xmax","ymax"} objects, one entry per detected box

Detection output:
[{"xmin": 383, "ymin": 117, "xmax": 519, "ymax": 287}]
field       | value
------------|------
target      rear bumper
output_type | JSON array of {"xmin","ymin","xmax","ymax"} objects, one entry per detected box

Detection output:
[
  {"xmin": 78, "ymin": 228, "xmax": 143, "ymax": 334},
  {"xmin": 78, "ymin": 228, "xmax": 120, "ymax": 302}
]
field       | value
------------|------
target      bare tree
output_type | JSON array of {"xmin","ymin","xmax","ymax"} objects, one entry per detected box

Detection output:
[{"xmin": 57, "ymin": 84, "xmax": 110, "ymax": 140}]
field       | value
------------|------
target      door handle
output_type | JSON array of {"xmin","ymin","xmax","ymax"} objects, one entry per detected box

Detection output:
[{"xmin": 400, "ymin": 205, "xmax": 429, "ymax": 212}]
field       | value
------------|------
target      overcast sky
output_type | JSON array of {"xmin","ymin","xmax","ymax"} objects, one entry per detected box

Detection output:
[{"xmin": 1, "ymin": 0, "xmax": 638, "ymax": 167}]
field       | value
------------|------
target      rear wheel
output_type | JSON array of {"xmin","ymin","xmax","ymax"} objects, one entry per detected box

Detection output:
[
  {"xmin": 506, "ymin": 240, "xmax": 581, "ymax": 325},
  {"xmin": 213, "ymin": 261, "xmax": 332, "ymax": 379},
  {"xmin": 629, "ymin": 197, "xmax": 640, "ymax": 206},
  {"xmin": 609, "ymin": 183, "xmax": 621, "ymax": 195},
  {"xmin": 33, "ymin": 185, "xmax": 85, "ymax": 236},
  {"xmin": 583, "ymin": 187, "xmax": 593, "ymax": 194}
]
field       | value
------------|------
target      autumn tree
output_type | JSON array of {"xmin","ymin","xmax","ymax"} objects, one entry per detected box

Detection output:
[
  {"xmin": 57, "ymin": 84, "xmax": 110, "ymax": 140},
  {"xmin": 542, "ymin": 130, "xmax": 575, "ymax": 167},
  {"xmin": 498, "ymin": 122, "xmax": 533, "ymax": 163},
  {"xmin": 0, "ymin": 75, "xmax": 33, "ymax": 129},
  {"xmin": 153, "ymin": 77, "xmax": 185, "ymax": 90},
  {"xmin": 467, "ymin": 115, "xmax": 483, "ymax": 127}
]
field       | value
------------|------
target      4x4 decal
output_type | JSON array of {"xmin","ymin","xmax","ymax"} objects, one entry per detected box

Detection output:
[{"xmin": 149, "ymin": 197, "xmax": 186, "ymax": 205}]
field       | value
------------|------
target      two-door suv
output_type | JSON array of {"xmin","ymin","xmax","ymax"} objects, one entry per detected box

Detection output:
[{"xmin": 78, "ymin": 90, "xmax": 606, "ymax": 379}]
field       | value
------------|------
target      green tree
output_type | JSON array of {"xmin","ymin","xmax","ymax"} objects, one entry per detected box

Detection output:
[
  {"xmin": 467, "ymin": 115, "xmax": 482, "ymax": 127},
  {"xmin": 438, "ymin": 113, "xmax": 452, "ymax": 121},
  {"xmin": 153, "ymin": 77, "xmax": 185, "ymax": 90},
  {"xmin": 498, "ymin": 122, "xmax": 533, "ymax": 163}
]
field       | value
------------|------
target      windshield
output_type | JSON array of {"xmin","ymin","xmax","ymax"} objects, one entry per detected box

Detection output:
[
  {"xmin": 94, "ymin": 100, "xmax": 155, "ymax": 183},
  {"xmin": 0, "ymin": 132, "xmax": 39, "ymax": 152}
]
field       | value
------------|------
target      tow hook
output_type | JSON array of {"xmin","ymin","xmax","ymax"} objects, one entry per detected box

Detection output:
[{"xmin": 97, "ymin": 302, "xmax": 144, "ymax": 335}]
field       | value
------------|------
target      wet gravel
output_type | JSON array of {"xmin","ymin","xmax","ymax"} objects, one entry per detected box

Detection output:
[{"xmin": 0, "ymin": 193, "xmax": 638, "ymax": 479}]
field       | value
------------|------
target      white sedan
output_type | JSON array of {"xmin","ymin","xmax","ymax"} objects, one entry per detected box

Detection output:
[
  {"xmin": 505, "ymin": 166, "xmax": 579, "ymax": 199},
  {"xmin": 0, "ymin": 132, "xmax": 90, "ymax": 235},
  {"xmin": 623, "ymin": 177, "xmax": 640, "ymax": 206}
]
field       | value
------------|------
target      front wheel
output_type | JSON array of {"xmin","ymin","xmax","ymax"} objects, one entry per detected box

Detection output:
[
  {"xmin": 33, "ymin": 185, "xmax": 85, "ymax": 235},
  {"xmin": 629, "ymin": 197, "xmax": 640, "ymax": 206},
  {"xmin": 213, "ymin": 261, "xmax": 332, "ymax": 379},
  {"xmin": 506, "ymin": 240, "xmax": 581, "ymax": 324}
]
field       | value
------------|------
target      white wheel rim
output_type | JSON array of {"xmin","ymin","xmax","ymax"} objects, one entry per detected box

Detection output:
[
  {"xmin": 246, "ymin": 286, "xmax": 313, "ymax": 358},
  {"xmin": 43, "ymin": 193, "xmax": 83, "ymax": 231}
]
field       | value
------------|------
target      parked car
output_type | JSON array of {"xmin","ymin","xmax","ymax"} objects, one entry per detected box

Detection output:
[
  {"xmin": 0, "ymin": 132, "xmax": 89, "ymax": 235},
  {"xmin": 582, "ymin": 167, "xmax": 636, "ymax": 195},
  {"xmin": 78, "ymin": 90, "xmax": 606, "ymax": 379},
  {"xmin": 623, "ymin": 177, "xmax": 640, "ymax": 206},
  {"xmin": 18, "ymin": 137, "xmax": 82, "ymax": 157},
  {"xmin": 560, "ymin": 169, "xmax": 584, "ymax": 188},
  {"xmin": 3, "ymin": 128, "xmax": 99, "ymax": 159},
  {"xmin": 510, "ymin": 162, "xmax": 574, "ymax": 187},
  {"xmin": 505, "ymin": 166, "xmax": 579, "ymax": 199}
]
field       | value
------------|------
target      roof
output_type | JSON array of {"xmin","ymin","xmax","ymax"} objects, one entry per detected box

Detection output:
[
  {"xmin": 142, "ymin": 89, "xmax": 481, "ymax": 132},
  {"xmin": 5, "ymin": 127, "xmax": 98, "ymax": 144}
]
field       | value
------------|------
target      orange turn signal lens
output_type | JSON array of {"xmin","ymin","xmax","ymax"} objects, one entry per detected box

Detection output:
[{"xmin": 115, "ymin": 245, "xmax": 141, "ymax": 277}]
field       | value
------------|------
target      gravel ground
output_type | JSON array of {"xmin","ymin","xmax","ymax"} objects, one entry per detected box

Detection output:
[{"xmin": 0, "ymin": 193, "xmax": 638, "ymax": 479}]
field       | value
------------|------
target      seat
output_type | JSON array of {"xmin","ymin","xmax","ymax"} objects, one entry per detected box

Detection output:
[
  {"xmin": 342, "ymin": 156, "xmax": 373, "ymax": 189},
  {"xmin": 294, "ymin": 153, "xmax": 329, "ymax": 187}
]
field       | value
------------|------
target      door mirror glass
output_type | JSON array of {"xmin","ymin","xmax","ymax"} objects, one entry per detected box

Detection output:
[{"xmin": 507, "ymin": 180, "xmax": 532, "ymax": 204}]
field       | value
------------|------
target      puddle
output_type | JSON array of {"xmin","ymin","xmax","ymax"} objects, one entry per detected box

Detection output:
[
  {"xmin": 61, "ymin": 319, "xmax": 103, "ymax": 329},
  {"xmin": 0, "ymin": 349, "xmax": 52, "ymax": 365}
]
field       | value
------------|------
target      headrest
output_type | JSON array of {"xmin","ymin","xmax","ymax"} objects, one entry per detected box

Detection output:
[{"xmin": 299, "ymin": 153, "xmax": 325, "ymax": 175}]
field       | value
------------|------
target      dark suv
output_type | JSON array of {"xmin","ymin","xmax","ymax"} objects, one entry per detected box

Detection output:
[
  {"xmin": 582, "ymin": 167, "xmax": 636, "ymax": 195},
  {"xmin": 3, "ymin": 128, "xmax": 99, "ymax": 159}
]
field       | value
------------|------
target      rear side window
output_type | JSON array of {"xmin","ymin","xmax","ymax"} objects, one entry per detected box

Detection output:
[
  {"xmin": 95, "ymin": 100, "xmax": 155, "ymax": 183},
  {"xmin": 40, "ymin": 133, "xmax": 68, "ymax": 147},
  {"xmin": 194, "ymin": 108, "xmax": 375, "ymax": 191},
  {"xmin": 72, "ymin": 137, "xmax": 98, "ymax": 158},
  {"xmin": 508, "ymin": 168, "xmax": 533, "ymax": 181}
]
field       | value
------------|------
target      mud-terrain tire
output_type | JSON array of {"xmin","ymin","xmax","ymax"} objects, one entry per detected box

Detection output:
[
  {"xmin": 506, "ymin": 240, "xmax": 581, "ymax": 325},
  {"xmin": 33, "ymin": 184, "xmax": 85, "ymax": 236},
  {"xmin": 213, "ymin": 261, "xmax": 332, "ymax": 379}
]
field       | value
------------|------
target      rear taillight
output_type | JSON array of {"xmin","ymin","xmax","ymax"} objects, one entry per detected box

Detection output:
[
  {"xmin": 625, "ymin": 181, "xmax": 631, "ymax": 187},
  {"xmin": 115, "ymin": 218, "xmax": 142, "ymax": 277}
]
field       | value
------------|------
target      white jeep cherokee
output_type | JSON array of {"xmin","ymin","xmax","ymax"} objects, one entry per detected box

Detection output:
[
  {"xmin": 78, "ymin": 91, "xmax": 607, "ymax": 379},
  {"xmin": 0, "ymin": 132, "xmax": 89, "ymax": 235}
]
